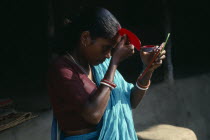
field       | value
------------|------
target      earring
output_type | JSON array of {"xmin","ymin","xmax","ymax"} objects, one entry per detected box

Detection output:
[{"xmin": 82, "ymin": 41, "xmax": 86, "ymax": 47}]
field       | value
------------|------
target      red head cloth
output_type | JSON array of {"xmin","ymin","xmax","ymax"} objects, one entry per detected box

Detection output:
[{"xmin": 118, "ymin": 28, "xmax": 141, "ymax": 51}]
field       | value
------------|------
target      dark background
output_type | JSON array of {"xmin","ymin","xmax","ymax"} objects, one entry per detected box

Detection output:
[{"xmin": 1, "ymin": 0, "xmax": 210, "ymax": 96}]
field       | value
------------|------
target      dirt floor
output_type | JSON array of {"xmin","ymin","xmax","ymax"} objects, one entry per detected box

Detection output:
[
  {"xmin": 133, "ymin": 73, "xmax": 210, "ymax": 140},
  {"xmin": 0, "ymin": 73, "xmax": 209, "ymax": 140}
]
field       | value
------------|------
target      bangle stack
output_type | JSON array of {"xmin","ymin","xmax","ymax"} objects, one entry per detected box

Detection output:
[
  {"xmin": 136, "ymin": 79, "xmax": 151, "ymax": 91},
  {"xmin": 100, "ymin": 79, "xmax": 117, "ymax": 90}
]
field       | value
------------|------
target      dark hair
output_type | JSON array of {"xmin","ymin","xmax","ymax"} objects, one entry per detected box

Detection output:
[{"xmin": 52, "ymin": 7, "xmax": 121, "ymax": 54}]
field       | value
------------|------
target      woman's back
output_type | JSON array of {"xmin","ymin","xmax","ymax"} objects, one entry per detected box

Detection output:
[{"xmin": 48, "ymin": 56, "xmax": 97, "ymax": 131}]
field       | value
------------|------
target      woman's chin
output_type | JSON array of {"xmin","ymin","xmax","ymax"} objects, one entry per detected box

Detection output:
[{"xmin": 92, "ymin": 60, "xmax": 105, "ymax": 66}]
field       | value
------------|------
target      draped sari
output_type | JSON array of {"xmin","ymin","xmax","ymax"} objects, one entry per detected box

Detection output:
[{"xmin": 51, "ymin": 58, "xmax": 138, "ymax": 140}]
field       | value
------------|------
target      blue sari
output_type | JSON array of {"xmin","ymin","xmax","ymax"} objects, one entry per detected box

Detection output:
[{"xmin": 51, "ymin": 58, "xmax": 138, "ymax": 140}]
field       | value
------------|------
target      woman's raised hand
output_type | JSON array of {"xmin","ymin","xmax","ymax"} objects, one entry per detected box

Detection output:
[
  {"xmin": 111, "ymin": 35, "xmax": 135, "ymax": 65},
  {"xmin": 140, "ymin": 42, "xmax": 166, "ymax": 72}
]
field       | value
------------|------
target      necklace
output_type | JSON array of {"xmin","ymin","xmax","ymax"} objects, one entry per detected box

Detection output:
[
  {"xmin": 66, "ymin": 52, "xmax": 90, "ymax": 75},
  {"xmin": 66, "ymin": 52, "xmax": 96, "ymax": 84}
]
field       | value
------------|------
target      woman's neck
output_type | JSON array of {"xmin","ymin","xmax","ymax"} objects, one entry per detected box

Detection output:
[{"xmin": 70, "ymin": 49, "xmax": 90, "ymax": 70}]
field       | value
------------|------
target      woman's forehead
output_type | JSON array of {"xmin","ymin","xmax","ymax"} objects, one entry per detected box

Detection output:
[
  {"xmin": 111, "ymin": 33, "xmax": 121, "ymax": 44},
  {"xmin": 96, "ymin": 34, "xmax": 121, "ymax": 46}
]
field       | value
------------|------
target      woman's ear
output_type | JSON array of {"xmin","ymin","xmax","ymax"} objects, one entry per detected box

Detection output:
[{"xmin": 80, "ymin": 31, "xmax": 92, "ymax": 47}]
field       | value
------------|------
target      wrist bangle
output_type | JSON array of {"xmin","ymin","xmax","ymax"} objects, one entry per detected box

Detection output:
[
  {"xmin": 100, "ymin": 79, "xmax": 117, "ymax": 90},
  {"xmin": 137, "ymin": 79, "xmax": 151, "ymax": 88},
  {"xmin": 101, "ymin": 79, "xmax": 117, "ymax": 88},
  {"xmin": 135, "ymin": 82, "xmax": 149, "ymax": 90},
  {"xmin": 100, "ymin": 81, "xmax": 114, "ymax": 89}
]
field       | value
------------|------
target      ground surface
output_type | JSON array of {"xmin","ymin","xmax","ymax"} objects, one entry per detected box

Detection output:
[{"xmin": 0, "ymin": 73, "xmax": 209, "ymax": 140}]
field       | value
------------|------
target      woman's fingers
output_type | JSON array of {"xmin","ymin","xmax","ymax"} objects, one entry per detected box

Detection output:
[
  {"xmin": 126, "ymin": 44, "xmax": 135, "ymax": 56},
  {"xmin": 154, "ymin": 46, "xmax": 160, "ymax": 52},
  {"xmin": 155, "ymin": 60, "xmax": 162, "ymax": 65},
  {"xmin": 152, "ymin": 60, "xmax": 162, "ymax": 66},
  {"xmin": 128, "ymin": 44, "xmax": 134, "ymax": 50},
  {"xmin": 155, "ymin": 49, "xmax": 166, "ymax": 61},
  {"xmin": 130, "ymin": 44, "xmax": 135, "ymax": 54},
  {"xmin": 160, "ymin": 50, "xmax": 166, "ymax": 55},
  {"xmin": 160, "ymin": 42, "xmax": 165, "ymax": 48},
  {"xmin": 155, "ymin": 54, "xmax": 166, "ymax": 61},
  {"xmin": 150, "ymin": 43, "xmax": 167, "ymax": 70},
  {"xmin": 118, "ymin": 35, "xmax": 127, "ymax": 46}
]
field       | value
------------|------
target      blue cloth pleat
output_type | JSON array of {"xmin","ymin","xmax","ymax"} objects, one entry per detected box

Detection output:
[{"xmin": 51, "ymin": 116, "xmax": 57, "ymax": 140}]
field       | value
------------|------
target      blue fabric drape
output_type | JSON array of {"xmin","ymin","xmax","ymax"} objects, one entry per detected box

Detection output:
[
  {"xmin": 51, "ymin": 58, "xmax": 137, "ymax": 140},
  {"xmin": 92, "ymin": 58, "xmax": 138, "ymax": 140}
]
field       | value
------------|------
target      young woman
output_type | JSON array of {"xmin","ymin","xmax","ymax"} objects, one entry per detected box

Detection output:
[{"xmin": 48, "ymin": 7, "xmax": 166, "ymax": 140}]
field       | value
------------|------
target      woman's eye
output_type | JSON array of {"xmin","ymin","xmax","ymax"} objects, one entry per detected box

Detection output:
[
  {"xmin": 103, "ymin": 46, "xmax": 112, "ymax": 52},
  {"xmin": 102, "ymin": 47, "xmax": 108, "ymax": 53}
]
